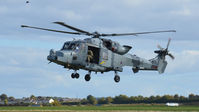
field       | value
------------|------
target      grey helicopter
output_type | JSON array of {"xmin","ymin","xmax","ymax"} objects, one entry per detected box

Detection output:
[{"xmin": 21, "ymin": 22, "xmax": 175, "ymax": 83}]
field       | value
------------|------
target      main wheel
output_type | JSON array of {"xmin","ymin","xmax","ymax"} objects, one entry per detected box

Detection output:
[
  {"xmin": 75, "ymin": 73, "xmax": 80, "ymax": 79},
  {"xmin": 85, "ymin": 74, "xmax": 91, "ymax": 81},
  {"xmin": 71, "ymin": 73, "xmax": 75, "ymax": 79},
  {"xmin": 114, "ymin": 75, "xmax": 120, "ymax": 83}
]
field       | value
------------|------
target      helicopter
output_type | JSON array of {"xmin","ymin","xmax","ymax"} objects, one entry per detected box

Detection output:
[{"xmin": 21, "ymin": 22, "xmax": 175, "ymax": 83}]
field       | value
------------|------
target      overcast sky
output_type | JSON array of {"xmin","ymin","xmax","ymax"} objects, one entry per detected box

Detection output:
[{"xmin": 0, "ymin": 0, "xmax": 199, "ymax": 98}]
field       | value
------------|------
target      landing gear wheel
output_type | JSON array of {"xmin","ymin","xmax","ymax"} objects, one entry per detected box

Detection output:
[
  {"xmin": 114, "ymin": 75, "xmax": 120, "ymax": 83},
  {"xmin": 71, "ymin": 73, "xmax": 75, "ymax": 79},
  {"xmin": 85, "ymin": 74, "xmax": 91, "ymax": 81},
  {"xmin": 75, "ymin": 73, "xmax": 80, "ymax": 79}
]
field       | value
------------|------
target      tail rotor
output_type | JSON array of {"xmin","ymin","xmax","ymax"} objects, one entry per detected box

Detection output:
[
  {"xmin": 155, "ymin": 38, "xmax": 175, "ymax": 60},
  {"xmin": 154, "ymin": 38, "xmax": 175, "ymax": 74}
]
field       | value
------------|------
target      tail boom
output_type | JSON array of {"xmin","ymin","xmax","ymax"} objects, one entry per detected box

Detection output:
[{"xmin": 131, "ymin": 55, "xmax": 168, "ymax": 74}]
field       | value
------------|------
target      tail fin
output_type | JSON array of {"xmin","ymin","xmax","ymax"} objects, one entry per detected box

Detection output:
[
  {"xmin": 157, "ymin": 58, "xmax": 167, "ymax": 74},
  {"xmin": 153, "ymin": 38, "xmax": 174, "ymax": 74}
]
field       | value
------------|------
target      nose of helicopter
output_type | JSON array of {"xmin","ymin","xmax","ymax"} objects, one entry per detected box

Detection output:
[
  {"xmin": 47, "ymin": 49, "xmax": 57, "ymax": 62},
  {"xmin": 47, "ymin": 49, "xmax": 74, "ymax": 64}
]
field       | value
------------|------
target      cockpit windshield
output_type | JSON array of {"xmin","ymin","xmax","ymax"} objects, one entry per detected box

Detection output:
[{"xmin": 61, "ymin": 42, "xmax": 80, "ymax": 51}]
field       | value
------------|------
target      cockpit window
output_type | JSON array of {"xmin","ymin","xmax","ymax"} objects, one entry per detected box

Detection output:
[
  {"xmin": 62, "ymin": 42, "xmax": 70, "ymax": 50},
  {"xmin": 62, "ymin": 42, "xmax": 80, "ymax": 50}
]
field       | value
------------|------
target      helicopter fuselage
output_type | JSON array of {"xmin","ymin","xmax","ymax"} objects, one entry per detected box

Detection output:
[{"xmin": 47, "ymin": 38, "xmax": 152, "ymax": 73}]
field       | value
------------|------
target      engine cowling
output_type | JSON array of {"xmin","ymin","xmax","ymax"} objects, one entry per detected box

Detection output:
[
  {"xmin": 102, "ymin": 39, "xmax": 132, "ymax": 55},
  {"xmin": 112, "ymin": 44, "xmax": 132, "ymax": 55}
]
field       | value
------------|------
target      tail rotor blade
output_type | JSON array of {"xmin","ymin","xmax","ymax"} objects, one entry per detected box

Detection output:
[
  {"xmin": 168, "ymin": 53, "xmax": 175, "ymax": 60},
  {"xmin": 166, "ymin": 38, "xmax": 171, "ymax": 50}
]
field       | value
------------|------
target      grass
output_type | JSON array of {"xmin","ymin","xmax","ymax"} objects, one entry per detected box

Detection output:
[{"xmin": 0, "ymin": 105, "xmax": 199, "ymax": 111}]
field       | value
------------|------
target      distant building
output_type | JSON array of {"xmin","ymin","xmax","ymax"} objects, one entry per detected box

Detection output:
[
  {"xmin": 166, "ymin": 103, "xmax": 179, "ymax": 106},
  {"xmin": 49, "ymin": 99, "xmax": 54, "ymax": 104}
]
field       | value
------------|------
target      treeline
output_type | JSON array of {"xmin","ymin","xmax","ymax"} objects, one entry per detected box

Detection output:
[
  {"xmin": 81, "ymin": 94, "xmax": 199, "ymax": 105},
  {"xmin": 1, "ymin": 93, "xmax": 199, "ymax": 106}
]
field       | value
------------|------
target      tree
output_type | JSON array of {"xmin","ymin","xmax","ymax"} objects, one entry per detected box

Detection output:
[
  {"xmin": 174, "ymin": 94, "xmax": 179, "ymax": 99},
  {"xmin": 0, "ymin": 94, "xmax": 7, "ymax": 101},
  {"xmin": 189, "ymin": 93, "xmax": 195, "ymax": 100},
  {"xmin": 161, "ymin": 95, "xmax": 174, "ymax": 103},
  {"xmin": 137, "ymin": 95, "xmax": 144, "ymax": 103},
  {"xmin": 106, "ymin": 97, "xmax": 113, "ymax": 104},
  {"xmin": 81, "ymin": 98, "xmax": 88, "ymax": 105},
  {"xmin": 30, "ymin": 95, "xmax": 36, "ymax": 100},
  {"xmin": 113, "ymin": 94, "xmax": 129, "ymax": 104},
  {"xmin": 179, "ymin": 96, "xmax": 187, "ymax": 103},
  {"xmin": 152, "ymin": 95, "xmax": 162, "ymax": 103},
  {"xmin": 52, "ymin": 99, "xmax": 61, "ymax": 106},
  {"xmin": 37, "ymin": 96, "xmax": 43, "ymax": 100},
  {"xmin": 4, "ymin": 99, "xmax": 8, "ymax": 105},
  {"xmin": 129, "ymin": 96, "xmax": 136, "ymax": 103},
  {"xmin": 98, "ymin": 97, "xmax": 106, "ymax": 104},
  {"xmin": 87, "ymin": 95, "xmax": 97, "ymax": 105},
  {"xmin": 149, "ymin": 96, "xmax": 155, "ymax": 103},
  {"xmin": 8, "ymin": 96, "xmax": 15, "ymax": 101}
]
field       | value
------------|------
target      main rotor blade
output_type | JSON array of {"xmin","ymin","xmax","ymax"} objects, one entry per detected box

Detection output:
[
  {"xmin": 101, "ymin": 30, "xmax": 176, "ymax": 37},
  {"xmin": 53, "ymin": 22, "xmax": 92, "ymax": 35},
  {"xmin": 101, "ymin": 33, "xmax": 137, "ymax": 36},
  {"xmin": 21, "ymin": 25, "xmax": 82, "ymax": 35}
]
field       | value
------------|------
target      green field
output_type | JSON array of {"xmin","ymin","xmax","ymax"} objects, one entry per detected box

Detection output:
[{"xmin": 0, "ymin": 105, "xmax": 199, "ymax": 112}]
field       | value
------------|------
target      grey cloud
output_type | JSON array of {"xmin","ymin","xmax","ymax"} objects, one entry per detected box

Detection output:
[{"xmin": 1, "ymin": 0, "xmax": 199, "ymax": 40}]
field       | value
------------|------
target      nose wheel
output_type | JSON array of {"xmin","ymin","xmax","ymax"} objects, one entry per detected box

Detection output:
[
  {"xmin": 114, "ymin": 71, "xmax": 120, "ymax": 83},
  {"xmin": 85, "ymin": 71, "xmax": 91, "ymax": 82}
]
